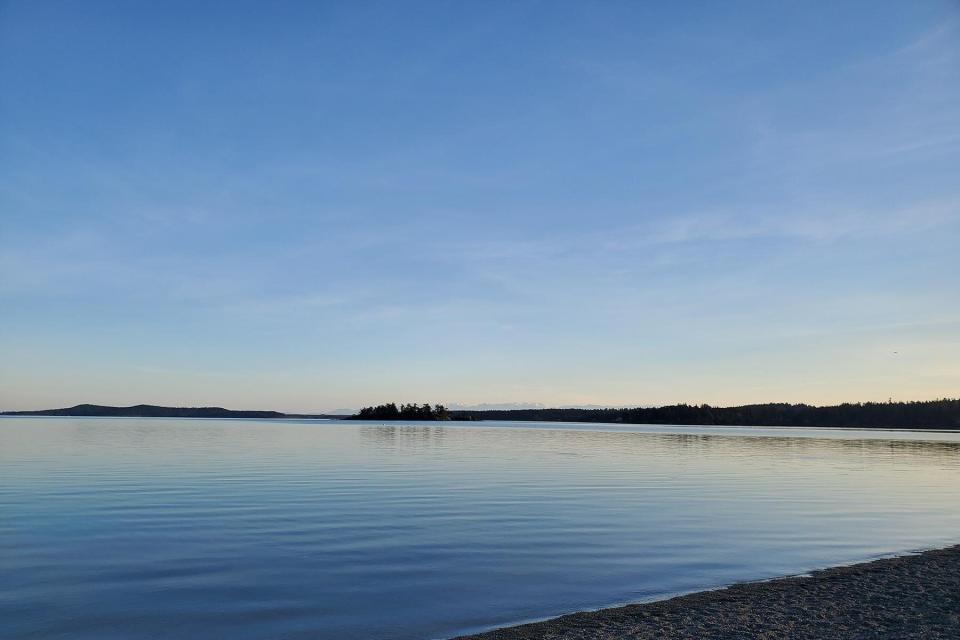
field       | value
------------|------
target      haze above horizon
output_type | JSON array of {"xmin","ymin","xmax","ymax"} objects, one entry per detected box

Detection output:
[{"xmin": 1, "ymin": 1, "xmax": 958, "ymax": 413}]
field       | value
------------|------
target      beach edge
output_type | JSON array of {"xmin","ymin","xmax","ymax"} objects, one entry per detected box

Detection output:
[{"xmin": 451, "ymin": 544, "xmax": 960, "ymax": 639}]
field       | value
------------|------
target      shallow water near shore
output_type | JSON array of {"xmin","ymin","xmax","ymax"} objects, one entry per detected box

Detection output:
[{"xmin": 2, "ymin": 418, "xmax": 959, "ymax": 639}]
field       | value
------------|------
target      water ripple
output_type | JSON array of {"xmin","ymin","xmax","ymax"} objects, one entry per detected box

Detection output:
[{"xmin": 2, "ymin": 418, "xmax": 959, "ymax": 639}]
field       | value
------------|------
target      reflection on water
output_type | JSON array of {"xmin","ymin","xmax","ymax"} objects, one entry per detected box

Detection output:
[{"xmin": 2, "ymin": 418, "xmax": 959, "ymax": 640}]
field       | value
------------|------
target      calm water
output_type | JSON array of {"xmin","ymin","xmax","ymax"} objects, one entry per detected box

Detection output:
[{"xmin": 2, "ymin": 419, "xmax": 960, "ymax": 639}]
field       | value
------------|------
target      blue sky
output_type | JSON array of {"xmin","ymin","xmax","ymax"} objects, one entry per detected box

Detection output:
[{"xmin": 1, "ymin": 1, "xmax": 958, "ymax": 412}]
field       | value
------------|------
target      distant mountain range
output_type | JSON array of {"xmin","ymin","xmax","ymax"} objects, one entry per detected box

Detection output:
[
  {"xmin": 447, "ymin": 402, "xmax": 548, "ymax": 411},
  {"xmin": 448, "ymin": 402, "xmax": 633, "ymax": 411}
]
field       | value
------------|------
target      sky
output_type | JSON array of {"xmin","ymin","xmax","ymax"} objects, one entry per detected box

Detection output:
[{"xmin": 1, "ymin": 1, "xmax": 959, "ymax": 413}]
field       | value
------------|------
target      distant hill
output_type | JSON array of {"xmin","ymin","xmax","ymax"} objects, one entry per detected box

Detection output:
[{"xmin": 2, "ymin": 404, "xmax": 287, "ymax": 419}]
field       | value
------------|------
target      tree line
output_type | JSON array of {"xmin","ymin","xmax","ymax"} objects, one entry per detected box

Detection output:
[{"xmin": 447, "ymin": 398, "xmax": 960, "ymax": 429}]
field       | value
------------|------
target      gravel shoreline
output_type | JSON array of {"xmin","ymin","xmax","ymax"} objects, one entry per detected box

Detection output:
[{"xmin": 453, "ymin": 545, "xmax": 960, "ymax": 639}]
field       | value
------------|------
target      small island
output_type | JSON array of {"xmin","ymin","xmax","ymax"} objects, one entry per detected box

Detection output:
[{"xmin": 349, "ymin": 402, "xmax": 452, "ymax": 421}]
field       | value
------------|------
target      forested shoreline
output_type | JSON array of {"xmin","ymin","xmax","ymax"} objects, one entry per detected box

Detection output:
[{"xmin": 448, "ymin": 399, "xmax": 960, "ymax": 429}]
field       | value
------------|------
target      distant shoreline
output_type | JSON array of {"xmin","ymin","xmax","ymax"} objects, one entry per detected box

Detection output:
[
  {"xmin": 452, "ymin": 544, "xmax": 960, "ymax": 640},
  {"xmin": 4, "ymin": 400, "xmax": 960, "ymax": 430}
]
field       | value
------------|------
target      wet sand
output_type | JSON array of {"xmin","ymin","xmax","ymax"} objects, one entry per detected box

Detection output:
[{"xmin": 454, "ymin": 545, "xmax": 960, "ymax": 639}]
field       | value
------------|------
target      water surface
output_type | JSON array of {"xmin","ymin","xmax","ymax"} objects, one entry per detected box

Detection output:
[{"xmin": 2, "ymin": 418, "xmax": 959, "ymax": 639}]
